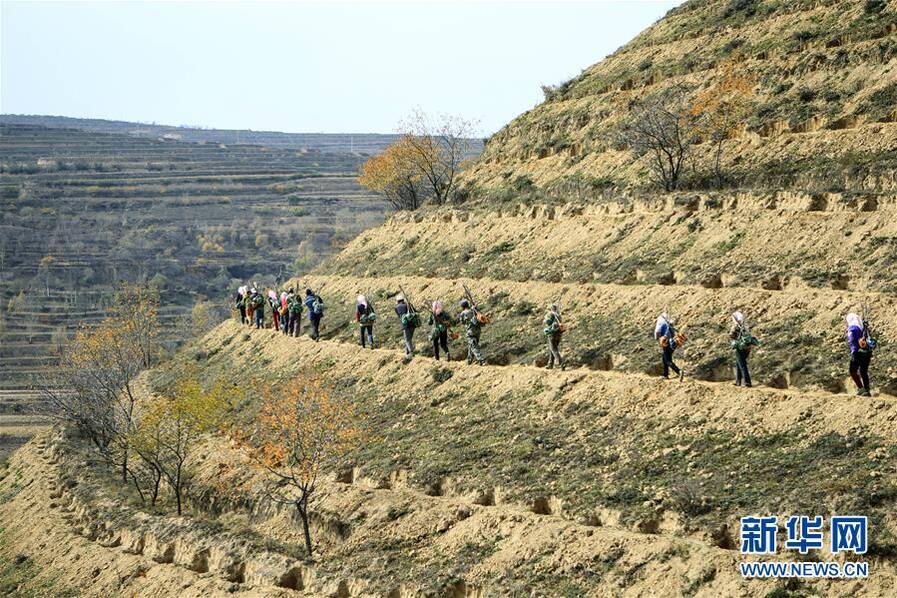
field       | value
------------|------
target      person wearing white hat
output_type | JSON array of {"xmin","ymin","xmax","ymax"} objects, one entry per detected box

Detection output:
[{"xmin": 729, "ymin": 311, "xmax": 759, "ymax": 387}]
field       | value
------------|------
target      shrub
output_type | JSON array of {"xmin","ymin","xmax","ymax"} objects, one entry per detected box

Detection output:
[
  {"xmin": 723, "ymin": 0, "xmax": 758, "ymax": 18},
  {"xmin": 865, "ymin": 0, "xmax": 887, "ymax": 14},
  {"xmin": 431, "ymin": 366, "xmax": 454, "ymax": 384},
  {"xmin": 792, "ymin": 30, "xmax": 817, "ymax": 46},
  {"xmin": 797, "ymin": 87, "xmax": 817, "ymax": 102}
]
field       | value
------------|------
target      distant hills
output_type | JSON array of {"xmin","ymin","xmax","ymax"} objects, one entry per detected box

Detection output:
[{"xmin": 0, "ymin": 114, "xmax": 480, "ymax": 156}]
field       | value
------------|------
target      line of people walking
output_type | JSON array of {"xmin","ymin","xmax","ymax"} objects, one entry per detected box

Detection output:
[
  {"xmin": 652, "ymin": 310, "xmax": 877, "ymax": 396},
  {"xmin": 234, "ymin": 284, "xmax": 878, "ymax": 397},
  {"xmin": 235, "ymin": 284, "xmax": 324, "ymax": 340}
]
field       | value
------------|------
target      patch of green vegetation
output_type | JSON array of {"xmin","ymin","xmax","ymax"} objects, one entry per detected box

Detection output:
[
  {"xmin": 0, "ymin": 526, "xmax": 77, "ymax": 597},
  {"xmin": 0, "ymin": 466, "xmax": 23, "ymax": 505},
  {"xmin": 857, "ymin": 83, "xmax": 897, "ymax": 121},
  {"xmin": 430, "ymin": 366, "xmax": 454, "ymax": 384},
  {"xmin": 714, "ymin": 230, "xmax": 745, "ymax": 253}
]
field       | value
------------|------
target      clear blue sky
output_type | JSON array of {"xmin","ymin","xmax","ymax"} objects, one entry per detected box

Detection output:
[{"xmin": 1, "ymin": 1, "xmax": 679, "ymax": 135}]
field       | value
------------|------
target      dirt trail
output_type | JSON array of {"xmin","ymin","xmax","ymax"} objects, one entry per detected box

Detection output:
[
  {"xmin": 288, "ymin": 273, "xmax": 897, "ymax": 396},
  {"xmin": 212, "ymin": 320, "xmax": 897, "ymax": 442}
]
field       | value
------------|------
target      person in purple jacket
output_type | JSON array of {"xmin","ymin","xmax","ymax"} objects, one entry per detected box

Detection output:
[{"xmin": 846, "ymin": 312, "xmax": 873, "ymax": 396}]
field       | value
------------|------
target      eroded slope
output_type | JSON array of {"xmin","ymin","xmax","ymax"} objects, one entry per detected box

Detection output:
[{"xmin": 460, "ymin": 0, "xmax": 897, "ymax": 195}]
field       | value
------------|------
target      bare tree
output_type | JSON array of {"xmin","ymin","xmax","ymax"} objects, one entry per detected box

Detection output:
[
  {"xmin": 617, "ymin": 86, "xmax": 701, "ymax": 191},
  {"xmin": 399, "ymin": 109, "xmax": 477, "ymax": 205},
  {"xmin": 35, "ymin": 283, "xmax": 160, "ymax": 492}
]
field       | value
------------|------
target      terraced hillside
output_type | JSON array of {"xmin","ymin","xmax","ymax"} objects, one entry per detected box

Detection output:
[
  {"xmin": 5, "ymin": 317, "xmax": 895, "ymax": 596},
  {"xmin": 460, "ymin": 0, "xmax": 897, "ymax": 196},
  {"xmin": 0, "ymin": 123, "xmax": 386, "ymax": 392},
  {"xmin": 311, "ymin": 193, "xmax": 897, "ymax": 395},
  {"xmin": 4, "ymin": 1, "xmax": 897, "ymax": 595},
  {"xmin": 10, "ymin": 188, "xmax": 883, "ymax": 594}
]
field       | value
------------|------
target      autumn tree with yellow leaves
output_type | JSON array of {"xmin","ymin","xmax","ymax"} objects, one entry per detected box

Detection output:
[
  {"xmin": 235, "ymin": 374, "xmax": 359, "ymax": 556},
  {"xmin": 358, "ymin": 136, "xmax": 426, "ymax": 211},
  {"xmin": 690, "ymin": 57, "xmax": 756, "ymax": 187},
  {"xmin": 37, "ymin": 283, "xmax": 160, "ymax": 490},
  {"xmin": 359, "ymin": 109, "xmax": 476, "ymax": 209},
  {"xmin": 129, "ymin": 376, "xmax": 236, "ymax": 514}
]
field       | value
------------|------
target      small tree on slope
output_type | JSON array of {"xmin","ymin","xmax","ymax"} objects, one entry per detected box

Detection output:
[
  {"xmin": 358, "ymin": 136, "xmax": 426, "ymax": 211},
  {"xmin": 690, "ymin": 57, "xmax": 756, "ymax": 188},
  {"xmin": 129, "ymin": 375, "xmax": 234, "ymax": 514},
  {"xmin": 617, "ymin": 85, "xmax": 701, "ymax": 191},
  {"xmin": 36, "ymin": 283, "xmax": 160, "ymax": 490},
  {"xmin": 235, "ymin": 374, "xmax": 359, "ymax": 557}
]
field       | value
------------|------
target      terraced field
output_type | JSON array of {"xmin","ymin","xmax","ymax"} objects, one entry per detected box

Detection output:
[
  {"xmin": 460, "ymin": 0, "xmax": 897, "ymax": 195},
  {"xmin": 3, "ymin": 1, "xmax": 896, "ymax": 595},
  {"xmin": 304, "ymin": 194, "xmax": 897, "ymax": 395},
  {"xmin": 0, "ymin": 123, "xmax": 388, "ymax": 392}
]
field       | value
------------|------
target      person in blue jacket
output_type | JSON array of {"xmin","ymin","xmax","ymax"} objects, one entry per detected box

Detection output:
[
  {"xmin": 654, "ymin": 312, "xmax": 683, "ymax": 381},
  {"xmin": 304, "ymin": 288, "xmax": 324, "ymax": 341},
  {"xmin": 846, "ymin": 312, "xmax": 873, "ymax": 396}
]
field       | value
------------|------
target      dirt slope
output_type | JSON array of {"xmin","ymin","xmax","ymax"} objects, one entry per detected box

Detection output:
[
  {"xmin": 459, "ymin": 0, "xmax": 897, "ymax": 195},
  {"xmin": 8, "ymin": 319, "xmax": 891, "ymax": 596}
]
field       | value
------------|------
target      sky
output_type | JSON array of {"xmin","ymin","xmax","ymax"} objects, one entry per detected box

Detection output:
[{"xmin": 1, "ymin": 0, "xmax": 680, "ymax": 135}]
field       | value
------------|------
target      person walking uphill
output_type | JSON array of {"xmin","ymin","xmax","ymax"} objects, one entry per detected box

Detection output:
[
  {"xmin": 729, "ymin": 311, "xmax": 759, "ymax": 387},
  {"xmin": 249, "ymin": 287, "xmax": 265, "ymax": 329},
  {"xmin": 847, "ymin": 312, "xmax": 876, "ymax": 396},
  {"xmin": 235, "ymin": 285, "xmax": 248, "ymax": 324},
  {"xmin": 268, "ymin": 290, "xmax": 282, "ymax": 332},
  {"xmin": 428, "ymin": 300, "xmax": 455, "ymax": 361},
  {"xmin": 305, "ymin": 288, "xmax": 324, "ymax": 341},
  {"xmin": 280, "ymin": 291, "xmax": 290, "ymax": 335},
  {"xmin": 395, "ymin": 294, "xmax": 419, "ymax": 356},
  {"xmin": 355, "ymin": 295, "xmax": 376, "ymax": 349},
  {"xmin": 543, "ymin": 303, "xmax": 565, "ymax": 369},
  {"xmin": 285, "ymin": 289, "xmax": 302, "ymax": 337},
  {"xmin": 458, "ymin": 299, "xmax": 486, "ymax": 366},
  {"xmin": 654, "ymin": 312, "xmax": 684, "ymax": 380}
]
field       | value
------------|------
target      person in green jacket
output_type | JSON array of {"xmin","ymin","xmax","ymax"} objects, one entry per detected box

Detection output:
[
  {"xmin": 543, "ymin": 303, "xmax": 565, "ymax": 369},
  {"xmin": 285, "ymin": 288, "xmax": 303, "ymax": 337},
  {"xmin": 428, "ymin": 300, "xmax": 455, "ymax": 361},
  {"xmin": 729, "ymin": 311, "xmax": 759, "ymax": 387}
]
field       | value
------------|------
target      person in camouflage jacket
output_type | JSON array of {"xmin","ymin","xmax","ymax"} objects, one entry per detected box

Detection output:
[
  {"xmin": 543, "ymin": 303, "xmax": 565, "ymax": 369},
  {"xmin": 458, "ymin": 299, "xmax": 485, "ymax": 365},
  {"xmin": 285, "ymin": 289, "xmax": 303, "ymax": 337}
]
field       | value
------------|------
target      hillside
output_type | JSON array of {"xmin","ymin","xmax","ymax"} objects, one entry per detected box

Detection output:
[
  {"xmin": 3, "ymin": 317, "xmax": 895, "ymax": 596},
  {"xmin": 0, "ymin": 115, "xmax": 402, "ymax": 155},
  {"xmin": 460, "ymin": 0, "xmax": 897, "ymax": 197},
  {"xmin": 4, "ymin": 1, "xmax": 897, "ymax": 596},
  {"xmin": 0, "ymin": 123, "xmax": 385, "ymax": 401}
]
